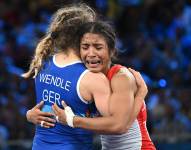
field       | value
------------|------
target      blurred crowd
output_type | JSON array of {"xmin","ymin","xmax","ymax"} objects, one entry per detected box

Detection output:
[{"xmin": 0, "ymin": 0, "xmax": 191, "ymax": 149}]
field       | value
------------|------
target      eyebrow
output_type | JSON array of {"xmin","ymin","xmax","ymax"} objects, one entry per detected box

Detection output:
[
  {"xmin": 93, "ymin": 43, "xmax": 103, "ymax": 47},
  {"xmin": 81, "ymin": 42, "xmax": 104, "ymax": 45}
]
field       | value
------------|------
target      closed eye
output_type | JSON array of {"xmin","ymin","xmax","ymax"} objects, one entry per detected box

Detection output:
[
  {"xmin": 94, "ymin": 44, "xmax": 103, "ymax": 50},
  {"xmin": 81, "ymin": 44, "xmax": 89, "ymax": 50},
  {"xmin": 82, "ymin": 46, "xmax": 88, "ymax": 50},
  {"xmin": 96, "ymin": 47, "xmax": 103, "ymax": 50}
]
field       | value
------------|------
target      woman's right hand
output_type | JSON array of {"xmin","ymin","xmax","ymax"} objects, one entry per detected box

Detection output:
[
  {"xmin": 128, "ymin": 68, "xmax": 148, "ymax": 100},
  {"xmin": 26, "ymin": 101, "xmax": 56, "ymax": 128}
]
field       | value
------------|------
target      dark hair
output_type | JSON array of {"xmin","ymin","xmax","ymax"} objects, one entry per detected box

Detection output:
[{"xmin": 78, "ymin": 21, "xmax": 117, "ymax": 60}]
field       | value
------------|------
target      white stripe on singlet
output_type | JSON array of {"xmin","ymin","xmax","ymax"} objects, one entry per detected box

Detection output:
[{"xmin": 101, "ymin": 119, "xmax": 142, "ymax": 150}]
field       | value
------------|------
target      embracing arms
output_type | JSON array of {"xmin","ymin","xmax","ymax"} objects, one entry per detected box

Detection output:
[
  {"xmin": 127, "ymin": 68, "xmax": 147, "ymax": 128},
  {"xmin": 52, "ymin": 68, "xmax": 147, "ymax": 134},
  {"xmin": 26, "ymin": 101, "xmax": 56, "ymax": 128},
  {"xmin": 26, "ymin": 68, "xmax": 147, "ymax": 134},
  {"xmin": 73, "ymin": 68, "xmax": 135, "ymax": 134}
]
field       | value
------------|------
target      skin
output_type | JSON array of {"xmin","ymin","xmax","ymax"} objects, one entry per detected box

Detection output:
[
  {"xmin": 80, "ymin": 33, "xmax": 111, "ymax": 74},
  {"xmin": 51, "ymin": 33, "xmax": 147, "ymax": 134},
  {"xmin": 26, "ymin": 49, "xmax": 111, "ymax": 128}
]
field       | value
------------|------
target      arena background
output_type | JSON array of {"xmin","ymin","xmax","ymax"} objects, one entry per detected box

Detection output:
[{"xmin": 0, "ymin": 0, "xmax": 191, "ymax": 149}]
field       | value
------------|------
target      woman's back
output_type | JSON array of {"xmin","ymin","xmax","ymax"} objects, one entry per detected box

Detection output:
[{"xmin": 33, "ymin": 55, "xmax": 95, "ymax": 150}]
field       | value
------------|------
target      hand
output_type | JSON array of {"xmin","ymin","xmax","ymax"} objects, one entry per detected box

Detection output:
[
  {"xmin": 52, "ymin": 101, "xmax": 75, "ymax": 127},
  {"xmin": 26, "ymin": 101, "xmax": 56, "ymax": 128},
  {"xmin": 128, "ymin": 68, "xmax": 148, "ymax": 99},
  {"xmin": 52, "ymin": 101, "xmax": 67, "ymax": 125}
]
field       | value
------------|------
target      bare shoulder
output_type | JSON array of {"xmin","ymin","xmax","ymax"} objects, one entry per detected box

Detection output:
[
  {"xmin": 81, "ymin": 71, "xmax": 109, "ymax": 90},
  {"xmin": 112, "ymin": 67, "xmax": 135, "ymax": 82},
  {"xmin": 79, "ymin": 71, "xmax": 110, "ymax": 115},
  {"xmin": 111, "ymin": 67, "xmax": 137, "ymax": 91},
  {"xmin": 84, "ymin": 71, "xmax": 109, "ymax": 83},
  {"xmin": 79, "ymin": 71, "xmax": 110, "ymax": 102}
]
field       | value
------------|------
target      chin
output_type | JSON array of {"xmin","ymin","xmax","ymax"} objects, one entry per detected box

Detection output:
[{"xmin": 87, "ymin": 67, "xmax": 102, "ymax": 73}]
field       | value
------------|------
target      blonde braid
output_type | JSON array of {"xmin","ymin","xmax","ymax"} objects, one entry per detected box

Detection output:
[{"xmin": 22, "ymin": 34, "xmax": 54, "ymax": 78}]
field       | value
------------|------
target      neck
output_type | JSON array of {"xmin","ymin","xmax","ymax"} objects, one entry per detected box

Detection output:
[
  {"xmin": 103, "ymin": 61, "xmax": 112, "ymax": 75},
  {"xmin": 55, "ymin": 49, "xmax": 81, "ymax": 65}
]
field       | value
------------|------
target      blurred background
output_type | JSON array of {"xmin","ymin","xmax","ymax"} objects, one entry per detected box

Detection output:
[{"xmin": 0, "ymin": 0, "xmax": 191, "ymax": 149}]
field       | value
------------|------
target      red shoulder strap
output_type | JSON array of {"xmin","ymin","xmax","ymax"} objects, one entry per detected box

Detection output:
[{"xmin": 107, "ymin": 64, "xmax": 123, "ymax": 80}]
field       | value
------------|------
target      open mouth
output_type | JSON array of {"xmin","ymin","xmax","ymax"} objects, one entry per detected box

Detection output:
[{"xmin": 86, "ymin": 60, "xmax": 101, "ymax": 68}]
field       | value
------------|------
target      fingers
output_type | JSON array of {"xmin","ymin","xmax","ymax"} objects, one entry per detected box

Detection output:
[
  {"xmin": 40, "ymin": 116, "xmax": 56, "ymax": 123},
  {"xmin": 55, "ymin": 115, "xmax": 59, "ymax": 122},
  {"xmin": 52, "ymin": 103, "xmax": 67, "ymax": 124},
  {"xmin": 61, "ymin": 101, "xmax": 68, "ymax": 108},
  {"xmin": 52, "ymin": 103, "xmax": 60, "ymax": 115},
  {"xmin": 43, "ymin": 122, "xmax": 55, "ymax": 128},
  {"xmin": 128, "ymin": 68, "xmax": 140, "ymax": 79},
  {"xmin": 35, "ymin": 101, "xmax": 44, "ymax": 109},
  {"xmin": 128, "ymin": 68, "xmax": 145, "ymax": 87},
  {"xmin": 40, "ymin": 111, "xmax": 55, "ymax": 117},
  {"xmin": 38, "ymin": 115, "xmax": 56, "ymax": 128},
  {"xmin": 35, "ymin": 102, "xmax": 68, "ymax": 127},
  {"xmin": 129, "ymin": 69, "xmax": 148, "ymax": 101},
  {"xmin": 52, "ymin": 102, "xmax": 66, "ymax": 113},
  {"xmin": 40, "ymin": 120, "xmax": 55, "ymax": 128},
  {"xmin": 27, "ymin": 106, "xmax": 55, "ymax": 125}
]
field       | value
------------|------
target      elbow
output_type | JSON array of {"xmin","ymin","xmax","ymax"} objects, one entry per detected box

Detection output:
[{"xmin": 111, "ymin": 123, "xmax": 127, "ymax": 134}]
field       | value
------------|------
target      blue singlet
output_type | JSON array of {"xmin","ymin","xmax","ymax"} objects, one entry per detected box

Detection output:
[{"xmin": 32, "ymin": 55, "xmax": 97, "ymax": 150}]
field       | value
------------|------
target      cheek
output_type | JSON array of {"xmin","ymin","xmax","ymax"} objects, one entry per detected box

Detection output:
[
  {"xmin": 102, "ymin": 51, "xmax": 110, "ymax": 62},
  {"xmin": 80, "ymin": 50, "xmax": 83, "ymax": 57},
  {"xmin": 80, "ymin": 52, "xmax": 86, "ymax": 61}
]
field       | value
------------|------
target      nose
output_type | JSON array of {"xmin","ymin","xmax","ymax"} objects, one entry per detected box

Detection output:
[{"xmin": 87, "ymin": 47, "xmax": 96, "ymax": 57}]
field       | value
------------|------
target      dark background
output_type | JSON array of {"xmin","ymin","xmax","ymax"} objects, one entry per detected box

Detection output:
[{"xmin": 0, "ymin": 0, "xmax": 191, "ymax": 149}]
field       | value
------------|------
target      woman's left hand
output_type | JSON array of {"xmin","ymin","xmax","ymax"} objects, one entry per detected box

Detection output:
[
  {"xmin": 52, "ymin": 101, "xmax": 76, "ymax": 127},
  {"xmin": 52, "ymin": 101, "xmax": 67, "ymax": 124}
]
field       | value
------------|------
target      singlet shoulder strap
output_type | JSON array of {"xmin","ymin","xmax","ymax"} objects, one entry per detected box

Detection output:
[{"xmin": 107, "ymin": 64, "xmax": 124, "ymax": 80}]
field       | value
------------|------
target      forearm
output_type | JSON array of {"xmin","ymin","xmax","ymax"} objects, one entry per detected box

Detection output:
[
  {"xmin": 73, "ymin": 115, "xmax": 126, "ymax": 134},
  {"xmin": 126, "ymin": 67, "xmax": 147, "ymax": 128},
  {"xmin": 126, "ymin": 97, "xmax": 143, "ymax": 129}
]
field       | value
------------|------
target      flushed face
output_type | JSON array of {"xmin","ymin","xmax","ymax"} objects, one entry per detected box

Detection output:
[{"xmin": 80, "ymin": 33, "xmax": 111, "ymax": 74}]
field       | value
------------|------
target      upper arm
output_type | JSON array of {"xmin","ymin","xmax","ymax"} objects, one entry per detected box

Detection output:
[
  {"xmin": 74, "ymin": 68, "xmax": 138, "ymax": 134},
  {"xmin": 80, "ymin": 72, "xmax": 111, "ymax": 116},
  {"xmin": 109, "ymin": 68, "xmax": 136, "ymax": 124}
]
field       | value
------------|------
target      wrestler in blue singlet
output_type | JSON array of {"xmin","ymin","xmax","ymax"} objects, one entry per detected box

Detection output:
[{"xmin": 32, "ymin": 55, "xmax": 96, "ymax": 150}]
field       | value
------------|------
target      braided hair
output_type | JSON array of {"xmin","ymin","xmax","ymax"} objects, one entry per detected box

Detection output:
[{"xmin": 23, "ymin": 3, "xmax": 96, "ymax": 78}]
